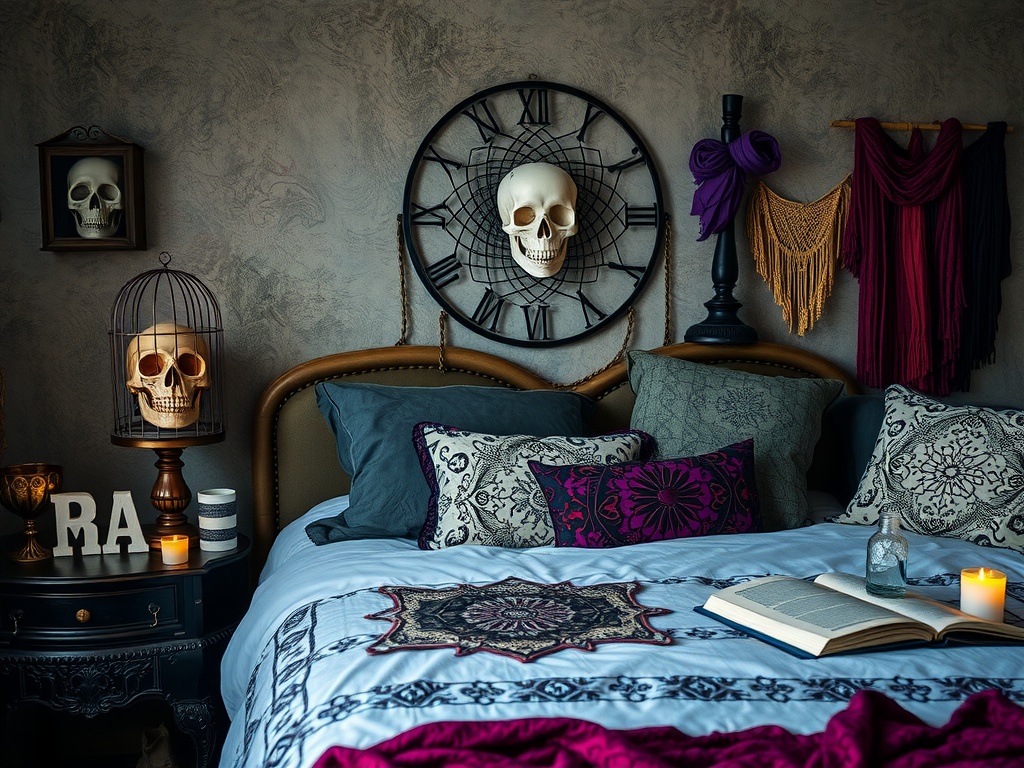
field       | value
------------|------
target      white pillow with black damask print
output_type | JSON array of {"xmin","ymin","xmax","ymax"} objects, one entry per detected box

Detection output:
[
  {"xmin": 413, "ymin": 423, "xmax": 654, "ymax": 550},
  {"xmin": 831, "ymin": 385, "xmax": 1024, "ymax": 553}
]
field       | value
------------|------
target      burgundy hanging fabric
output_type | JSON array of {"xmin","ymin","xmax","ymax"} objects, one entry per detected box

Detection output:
[{"xmin": 842, "ymin": 118, "xmax": 964, "ymax": 395}]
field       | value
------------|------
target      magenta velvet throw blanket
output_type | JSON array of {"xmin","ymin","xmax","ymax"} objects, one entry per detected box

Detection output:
[{"xmin": 313, "ymin": 689, "xmax": 1024, "ymax": 768}]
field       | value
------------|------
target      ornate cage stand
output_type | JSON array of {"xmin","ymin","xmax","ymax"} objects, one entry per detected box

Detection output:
[{"xmin": 109, "ymin": 253, "xmax": 226, "ymax": 548}]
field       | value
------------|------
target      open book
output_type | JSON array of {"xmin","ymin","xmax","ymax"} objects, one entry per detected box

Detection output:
[{"xmin": 696, "ymin": 572, "xmax": 1024, "ymax": 658}]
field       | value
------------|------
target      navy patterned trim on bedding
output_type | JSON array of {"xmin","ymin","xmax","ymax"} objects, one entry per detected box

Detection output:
[
  {"xmin": 315, "ymin": 673, "xmax": 1024, "ymax": 712},
  {"xmin": 241, "ymin": 663, "xmax": 1024, "ymax": 768},
  {"xmin": 232, "ymin": 574, "xmax": 1024, "ymax": 768}
]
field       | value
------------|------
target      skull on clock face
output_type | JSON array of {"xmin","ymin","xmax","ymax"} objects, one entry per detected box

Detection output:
[
  {"xmin": 67, "ymin": 157, "xmax": 123, "ymax": 238},
  {"xmin": 497, "ymin": 162, "xmax": 578, "ymax": 278},
  {"xmin": 125, "ymin": 324, "xmax": 210, "ymax": 429}
]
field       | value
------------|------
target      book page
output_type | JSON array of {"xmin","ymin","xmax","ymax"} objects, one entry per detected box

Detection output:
[
  {"xmin": 730, "ymin": 576, "xmax": 904, "ymax": 634},
  {"xmin": 817, "ymin": 572, "xmax": 971, "ymax": 634},
  {"xmin": 815, "ymin": 572, "xmax": 1024, "ymax": 639},
  {"xmin": 702, "ymin": 575, "xmax": 939, "ymax": 656}
]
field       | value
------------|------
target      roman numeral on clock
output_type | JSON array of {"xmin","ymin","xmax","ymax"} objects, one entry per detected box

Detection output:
[
  {"xmin": 522, "ymin": 303, "xmax": 550, "ymax": 341},
  {"xmin": 425, "ymin": 254, "xmax": 461, "ymax": 288},
  {"xmin": 410, "ymin": 202, "xmax": 447, "ymax": 227},
  {"xmin": 461, "ymin": 99, "xmax": 501, "ymax": 143},
  {"xmin": 625, "ymin": 204, "xmax": 658, "ymax": 227},
  {"xmin": 471, "ymin": 288, "xmax": 506, "ymax": 332},
  {"xmin": 423, "ymin": 145, "xmax": 462, "ymax": 173},
  {"xmin": 608, "ymin": 262, "xmax": 647, "ymax": 286},
  {"xmin": 575, "ymin": 290, "xmax": 607, "ymax": 328},
  {"xmin": 576, "ymin": 103, "xmax": 604, "ymax": 143},
  {"xmin": 517, "ymin": 88, "xmax": 549, "ymax": 126},
  {"xmin": 605, "ymin": 148, "xmax": 646, "ymax": 173}
]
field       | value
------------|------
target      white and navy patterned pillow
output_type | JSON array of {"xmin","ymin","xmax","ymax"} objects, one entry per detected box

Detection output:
[
  {"xmin": 831, "ymin": 385, "xmax": 1024, "ymax": 553},
  {"xmin": 414, "ymin": 423, "xmax": 654, "ymax": 550}
]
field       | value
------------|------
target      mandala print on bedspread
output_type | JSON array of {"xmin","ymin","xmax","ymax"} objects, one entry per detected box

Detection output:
[{"xmin": 366, "ymin": 577, "xmax": 671, "ymax": 662}]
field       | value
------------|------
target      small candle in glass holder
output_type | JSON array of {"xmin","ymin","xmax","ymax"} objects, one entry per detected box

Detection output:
[
  {"xmin": 160, "ymin": 535, "xmax": 189, "ymax": 565},
  {"xmin": 960, "ymin": 567, "xmax": 1006, "ymax": 622}
]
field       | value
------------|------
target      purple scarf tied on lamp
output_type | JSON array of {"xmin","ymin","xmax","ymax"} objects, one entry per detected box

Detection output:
[{"xmin": 689, "ymin": 130, "xmax": 781, "ymax": 240}]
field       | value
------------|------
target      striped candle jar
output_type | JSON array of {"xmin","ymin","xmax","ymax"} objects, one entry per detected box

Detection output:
[{"xmin": 197, "ymin": 488, "xmax": 237, "ymax": 552}]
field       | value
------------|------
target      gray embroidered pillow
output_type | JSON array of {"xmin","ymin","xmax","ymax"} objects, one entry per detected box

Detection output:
[
  {"xmin": 830, "ymin": 385, "xmax": 1024, "ymax": 554},
  {"xmin": 627, "ymin": 351, "xmax": 843, "ymax": 530},
  {"xmin": 414, "ymin": 423, "xmax": 654, "ymax": 549}
]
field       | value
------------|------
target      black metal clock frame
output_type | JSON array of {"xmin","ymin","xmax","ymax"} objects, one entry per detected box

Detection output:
[{"xmin": 401, "ymin": 80, "xmax": 665, "ymax": 347}]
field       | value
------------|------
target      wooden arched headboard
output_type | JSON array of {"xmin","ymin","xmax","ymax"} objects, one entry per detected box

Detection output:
[{"xmin": 250, "ymin": 341, "xmax": 857, "ymax": 573}]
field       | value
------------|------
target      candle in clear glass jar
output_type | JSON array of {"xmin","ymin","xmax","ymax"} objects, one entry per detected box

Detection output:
[
  {"xmin": 960, "ymin": 567, "xmax": 1006, "ymax": 622},
  {"xmin": 160, "ymin": 534, "xmax": 189, "ymax": 565}
]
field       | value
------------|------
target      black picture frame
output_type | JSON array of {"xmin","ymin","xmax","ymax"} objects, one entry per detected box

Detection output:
[{"xmin": 37, "ymin": 126, "xmax": 147, "ymax": 251}]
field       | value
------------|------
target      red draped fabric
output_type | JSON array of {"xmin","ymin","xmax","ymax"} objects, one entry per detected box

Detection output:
[
  {"xmin": 842, "ymin": 118, "xmax": 964, "ymax": 395},
  {"xmin": 313, "ymin": 689, "xmax": 1024, "ymax": 768}
]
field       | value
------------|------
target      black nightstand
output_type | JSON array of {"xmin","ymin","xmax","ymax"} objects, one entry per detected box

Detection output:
[{"xmin": 0, "ymin": 535, "xmax": 250, "ymax": 768}]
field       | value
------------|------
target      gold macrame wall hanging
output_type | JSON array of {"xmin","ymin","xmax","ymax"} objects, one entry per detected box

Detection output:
[{"xmin": 747, "ymin": 178, "xmax": 850, "ymax": 336}]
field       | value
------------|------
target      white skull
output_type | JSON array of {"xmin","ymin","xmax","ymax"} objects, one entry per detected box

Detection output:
[
  {"xmin": 497, "ymin": 162, "xmax": 578, "ymax": 278},
  {"xmin": 67, "ymin": 157, "xmax": 123, "ymax": 238},
  {"xmin": 126, "ymin": 324, "xmax": 210, "ymax": 429}
]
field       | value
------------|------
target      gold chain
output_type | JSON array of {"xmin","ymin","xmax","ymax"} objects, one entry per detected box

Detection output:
[
  {"xmin": 400, "ymin": 215, "xmax": 673, "ymax": 384},
  {"xmin": 554, "ymin": 214, "xmax": 670, "ymax": 387},
  {"xmin": 552, "ymin": 307, "xmax": 635, "ymax": 389},
  {"xmin": 662, "ymin": 215, "xmax": 673, "ymax": 346},
  {"xmin": 437, "ymin": 310, "xmax": 448, "ymax": 373},
  {"xmin": 437, "ymin": 306, "xmax": 633, "ymax": 388},
  {"xmin": 394, "ymin": 215, "xmax": 409, "ymax": 346}
]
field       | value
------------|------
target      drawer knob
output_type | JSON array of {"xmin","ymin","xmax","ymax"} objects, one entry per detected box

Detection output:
[
  {"xmin": 76, "ymin": 608, "xmax": 91, "ymax": 623},
  {"xmin": 149, "ymin": 603, "xmax": 160, "ymax": 628}
]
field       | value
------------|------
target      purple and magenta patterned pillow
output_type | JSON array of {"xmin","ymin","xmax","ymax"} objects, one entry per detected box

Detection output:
[
  {"xmin": 529, "ymin": 439, "xmax": 762, "ymax": 548},
  {"xmin": 415, "ymin": 423, "xmax": 655, "ymax": 549}
]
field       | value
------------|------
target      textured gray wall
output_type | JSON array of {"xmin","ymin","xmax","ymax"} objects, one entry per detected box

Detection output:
[{"xmin": 1, "ymin": 0, "xmax": 1021, "ymax": 535}]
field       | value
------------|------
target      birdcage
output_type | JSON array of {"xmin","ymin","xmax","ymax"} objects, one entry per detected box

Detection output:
[{"xmin": 109, "ymin": 252, "xmax": 226, "ymax": 547}]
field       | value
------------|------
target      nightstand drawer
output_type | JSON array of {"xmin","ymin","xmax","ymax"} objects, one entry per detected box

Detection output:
[
  {"xmin": 0, "ymin": 537, "xmax": 249, "ymax": 768},
  {"xmin": 1, "ymin": 583, "xmax": 183, "ymax": 645}
]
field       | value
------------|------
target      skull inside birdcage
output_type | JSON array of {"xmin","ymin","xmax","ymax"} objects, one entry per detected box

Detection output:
[{"xmin": 110, "ymin": 253, "xmax": 226, "ymax": 441}]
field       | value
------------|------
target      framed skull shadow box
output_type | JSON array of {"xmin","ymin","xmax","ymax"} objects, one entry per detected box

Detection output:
[{"xmin": 37, "ymin": 125, "xmax": 147, "ymax": 251}]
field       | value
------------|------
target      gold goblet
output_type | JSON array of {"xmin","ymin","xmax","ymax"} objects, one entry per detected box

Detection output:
[{"xmin": 0, "ymin": 463, "xmax": 63, "ymax": 562}]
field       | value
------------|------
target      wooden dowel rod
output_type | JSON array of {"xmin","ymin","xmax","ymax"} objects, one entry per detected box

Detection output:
[{"xmin": 831, "ymin": 119, "xmax": 1013, "ymax": 132}]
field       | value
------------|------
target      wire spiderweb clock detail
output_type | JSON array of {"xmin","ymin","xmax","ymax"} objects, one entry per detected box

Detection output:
[
  {"xmin": 402, "ymin": 80, "xmax": 666, "ymax": 348},
  {"xmin": 441, "ymin": 126, "xmax": 636, "ymax": 304}
]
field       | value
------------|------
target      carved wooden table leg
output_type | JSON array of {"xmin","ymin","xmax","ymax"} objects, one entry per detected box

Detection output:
[{"xmin": 173, "ymin": 696, "xmax": 217, "ymax": 768}]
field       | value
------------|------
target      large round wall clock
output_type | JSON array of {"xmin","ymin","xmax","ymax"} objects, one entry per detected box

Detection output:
[{"xmin": 401, "ymin": 80, "xmax": 665, "ymax": 347}]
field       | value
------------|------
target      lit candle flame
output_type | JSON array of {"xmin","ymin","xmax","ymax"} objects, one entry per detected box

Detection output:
[{"xmin": 960, "ymin": 567, "xmax": 1006, "ymax": 623}]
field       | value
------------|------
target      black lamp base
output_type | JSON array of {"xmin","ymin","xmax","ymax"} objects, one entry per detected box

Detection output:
[
  {"xmin": 686, "ymin": 93, "xmax": 758, "ymax": 346},
  {"xmin": 684, "ymin": 295, "xmax": 758, "ymax": 344},
  {"xmin": 684, "ymin": 322, "xmax": 758, "ymax": 345}
]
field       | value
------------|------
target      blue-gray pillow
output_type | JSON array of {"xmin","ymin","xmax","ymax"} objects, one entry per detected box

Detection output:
[
  {"xmin": 305, "ymin": 382, "xmax": 596, "ymax": 544},
  {"xmin": 627, "ymin": 351, "xmax": 843, "ymax": 530}
]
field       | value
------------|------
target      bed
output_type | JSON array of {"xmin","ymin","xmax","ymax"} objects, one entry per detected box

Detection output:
[{"xmin": 221, "ymin": 341, "xmax": 1024, "ymax": 768}]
